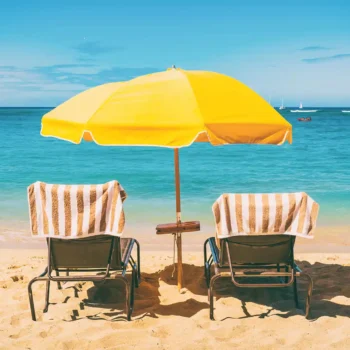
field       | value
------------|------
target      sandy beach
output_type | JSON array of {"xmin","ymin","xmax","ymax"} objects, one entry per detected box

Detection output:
[
  {"xmin": 1, "ymin": 0, "xmax": 350, "ymax": 348},
  {"xmin": 1, "ymin": 226, "xmax": 349, "ymax": 349}
]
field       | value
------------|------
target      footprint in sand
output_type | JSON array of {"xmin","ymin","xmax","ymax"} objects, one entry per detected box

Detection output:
[
  {"xmin": 7, "ymin": 265, "xmax": 22, "ymax": 270},
  {"xmin": 39, "ymin": 331, "xmax": 48, "ymax": 338},
  {"xmin": 0, "ymin": 281, "xmax": 8, "ymax": 289},
  {"xmin": 10, "ymin": 275, "xmax": 24, "ymax": 282},
  {"xmin": 150, "ymin": 325, "xmax": 169, "ymax": 339},
  {"xmin": 10, "ymin": 315, "xmax": 21, "ymax": 326}
]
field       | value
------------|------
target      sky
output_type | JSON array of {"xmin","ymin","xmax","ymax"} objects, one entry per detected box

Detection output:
[{"xmin": 0, "ymin": 0, "xmax": 349, "ymax": 107}]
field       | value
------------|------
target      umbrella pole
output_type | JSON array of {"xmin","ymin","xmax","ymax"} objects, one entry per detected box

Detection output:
[{"xmin": 174, "ymin": 148, "xmax": 183, "ymax": 291}]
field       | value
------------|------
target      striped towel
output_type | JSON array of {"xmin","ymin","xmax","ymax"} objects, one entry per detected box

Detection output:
[
  {"xmin": 28, "ymin": 180, "xmax": 127, "ymax": 238},
  {"xmin": 213, "ymin": 192, "xmax": 319, "ymax": 240}
]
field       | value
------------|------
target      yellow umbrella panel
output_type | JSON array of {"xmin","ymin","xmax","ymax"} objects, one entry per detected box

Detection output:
[
  {"xmin": 41, "ymin": 68, "xmax": 292, "ymax": 290},
  {"xmin": 42, "ymin": 68, "xmax": 291, "ymax": 147}
]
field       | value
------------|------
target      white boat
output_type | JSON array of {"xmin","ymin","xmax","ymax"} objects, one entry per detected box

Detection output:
[
  {"xmin": 342, "ymin": 110, "xmax": 350, "ymax": 113},
  {"xmin": 279, "ymin": 99, "xmax": 285, "ymax": 110},
  {"xmin": 290, "ymin": 102, "xmax": 317, "ymax": 113},
  {"xmin": 290, "ymin": 110, "xmax": 318, "ymax": 113}
]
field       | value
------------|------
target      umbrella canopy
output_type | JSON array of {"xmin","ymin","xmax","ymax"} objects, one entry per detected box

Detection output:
[
  {"xmin": 41, "ymin": 68, "xmax": 292, "ymax": 147},
  {"xmin": 41, "ymin": 67, "xmax": 292, "ymax": 291}
]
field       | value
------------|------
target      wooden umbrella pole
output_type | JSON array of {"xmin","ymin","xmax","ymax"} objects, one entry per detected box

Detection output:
[{"xmin": 174, "ymin": 148, "xmax": 183, "ymax": 291}]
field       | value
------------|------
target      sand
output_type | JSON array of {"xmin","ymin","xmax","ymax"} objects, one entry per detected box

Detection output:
[{"xmin": 0, "ymin": 226, "xmax": 350, "ymax": 349}]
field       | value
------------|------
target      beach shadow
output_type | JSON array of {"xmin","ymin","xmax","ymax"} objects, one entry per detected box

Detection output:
[
  {"xmin": 159, "ymin": 263, "xmax": 208, "ymax": 295},
  {"xmin": 295, "ymin": 259, "xmax": 350, "ymax": 319},
  {"xmin": 57, "ymin": 259, "xmax": 350, "ymax": 322},
  {"xmin": 64, "ymin": 269, "xmax": 208, "ymax": 322},
  {"xmin": 158, "ymin": 260, "xmax": 350, "ymax": 321}
]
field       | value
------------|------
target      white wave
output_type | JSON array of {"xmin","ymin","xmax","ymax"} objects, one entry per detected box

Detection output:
[
  {"xmin": 290, "ymin": 110, "xmax": 318, "ymax": 113},
  {"xmin": 342, "ymin": 110, "xmax": 350, "ymax": 113}
]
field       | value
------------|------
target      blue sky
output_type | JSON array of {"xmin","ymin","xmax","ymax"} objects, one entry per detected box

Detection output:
[{"xmin": 0, "ymin": 0, "xmax": 349, "ymax": 107}]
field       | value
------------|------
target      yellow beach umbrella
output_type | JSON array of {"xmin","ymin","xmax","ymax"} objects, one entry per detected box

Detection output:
[{"xmin": 41, "ymin": 67, "xmax": 292, "ymax": 290}]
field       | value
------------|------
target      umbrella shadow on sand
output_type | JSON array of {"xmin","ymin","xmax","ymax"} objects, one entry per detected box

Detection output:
[
  {"xmin": 64, "ymin": 268, "xmax": 208, "ymax": 322},
  {"xmin": 61, "ymin": 260, "xmax": 350, "ymax": 322}
]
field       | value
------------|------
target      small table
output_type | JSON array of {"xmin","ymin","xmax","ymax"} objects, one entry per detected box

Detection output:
[
  {"xmin": 156, "ymin": 221, "xmax": 200, "ymax": 290},
  {"xmin": 156, "ymin": 221, "xmax": 200, "ymax": 235}
]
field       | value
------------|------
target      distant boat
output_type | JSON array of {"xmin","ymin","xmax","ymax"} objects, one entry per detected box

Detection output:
[
  {"xmin": 342, "ymin": 110, "xmax": 350, "ymax": 113},
  {"xmin": 291, "ymin": 109, "xmax": 318, "ymax": 113},
  {"xmin": 279, "ymin": 99, "xmax": 285, "ymax": 110},
  {"xmin": 298, "ymin": 117, "xmax": 312, "ymax": 122},
  {"xmin": 291, "ymin": 102, "xmax": 318, "ymax": 113}
]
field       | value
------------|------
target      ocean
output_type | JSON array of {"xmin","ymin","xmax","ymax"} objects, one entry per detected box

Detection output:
[{"xmin": 1, "ymin": 107, "xmax": 349, "ymax": 234}]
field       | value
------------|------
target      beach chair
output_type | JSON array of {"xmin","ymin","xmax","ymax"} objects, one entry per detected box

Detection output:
[
  {"xmin": 27, "ymin": 181, "xmax": 140, "ymax": 321},
  {"xmin": 204, "ymin": 193, "xmax": 319, "ymax": 320}
]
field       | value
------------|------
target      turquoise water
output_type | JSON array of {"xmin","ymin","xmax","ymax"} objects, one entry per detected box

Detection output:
[{"xmin": 0, "ymin": 107, "xmax": 349, "ymax": 231}]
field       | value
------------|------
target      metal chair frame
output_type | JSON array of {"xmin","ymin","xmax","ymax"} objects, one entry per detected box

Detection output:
[
  {"xmin": 204, "ymin": 236, "xmax": 313, "ymax": 320},
  {"xmin": 28, "ymin": 236, "xmax": 140, "ymax": 321}
]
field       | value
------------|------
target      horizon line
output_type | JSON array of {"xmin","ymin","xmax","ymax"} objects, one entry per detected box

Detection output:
[{"xmin": 1, "ymin": 106, "xmax": 350, "ymax": 109}]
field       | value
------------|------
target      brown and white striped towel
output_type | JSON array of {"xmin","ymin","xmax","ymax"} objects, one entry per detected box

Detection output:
[
  {"xmin": 28, "ymin": 181, "xmax": 127, "ymax": 238},
  {"xmin": 213, "ymin": 192, "xmax": 319, "ymax": 240}
]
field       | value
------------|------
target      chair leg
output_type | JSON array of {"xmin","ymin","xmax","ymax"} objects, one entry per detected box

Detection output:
[
  {"xmin": 43, "ymin": 280, "xmax": 51, "ymax": 313},
  {"xmin": 302, "ymin": 273, "xmax": 313, "ymax": 319},
  {"xmin": 129, "ymin": 240, "xmax": 140, "ymax": 288},
  {"xmin": 205, "ymin": 262, "xmax": 212, "ymax": 289},
  {"xmin": 209, "ymin": 286, "xmax": 214, "ymax": 320},
  {"xmin": 130, "ymin": 257, "xmax": 139, "ymax": 288},
  {"xmin": 122, "ymin": 277, "xmax": 132, "ymax": 321},
  {"xmin": 130, "ymin": 271, "xmax": 135, "ymax": 311},
  {"xmin": 28, "ymin": 267, "xmax": 48, "ymax": 321},
  {"xmin": 28, "ymin": 278, "xmax": 39, "ymax": 321},
  {"xmin": 204, "ymin": 266, "xmax": 208, "ymax": 285},
  {"xmin": 135, "ymin": 239, "xmax": 141, "ymax": 284},
  {"xmin": 285, "ymin": 266, "xmax": 289, "ymax": 283},
  {"xmin": 204, "ymin": 239, "xmax": 213, "ymax": 289},
  {"xmin": 209, "ymin": 274, "xmax": 221, "ymax": 320},
  {"xmin": 133, "ymin": 265, "xmax": 139, "ymax": 288},
  {"xmin": 56, "ymin": 270, "xmax": 62, "ymax": 290},
  {"xmin": 293, "ymin": 277, "xmax": 299, "ymax": 308},
  {"xmin": 28, "ymin": 268, "xmax": 48, "ymax": 321},
  {"xmin": 204, "ymin": 239, "xmax": 208, "ymax": 280}
]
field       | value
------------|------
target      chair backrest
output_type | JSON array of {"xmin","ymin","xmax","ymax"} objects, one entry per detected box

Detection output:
[
  {"xmin": 219, "ymin": 234, "xmax": 295, "ymax": 266},
  {"xmin": 48, "ymin": 235, "xmax": 123, "ymax": 270}
]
